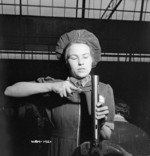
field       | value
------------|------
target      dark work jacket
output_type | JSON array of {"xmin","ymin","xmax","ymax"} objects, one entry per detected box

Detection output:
[{"xmin": 36, "ymin": 76, "xmax": 115, "ymax": 156}]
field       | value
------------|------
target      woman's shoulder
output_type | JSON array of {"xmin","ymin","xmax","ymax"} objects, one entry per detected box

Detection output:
[
  {"xmin": 99, "ymin": 81, "xmax": 113, "ymax": 90},
  {"xmin": 98, "ymin": 82, "xmax": 114, "ymax": 98}
]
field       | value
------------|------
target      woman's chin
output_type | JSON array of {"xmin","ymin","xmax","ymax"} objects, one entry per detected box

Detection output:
[{"xmin": 75, "ymin": 73, "xmax": 89, "ymax": 79}]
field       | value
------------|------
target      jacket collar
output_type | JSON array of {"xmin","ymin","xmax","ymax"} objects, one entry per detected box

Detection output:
[{"xmin": 68, "ymin": 75, "xmax": 91, "ymax": 88}]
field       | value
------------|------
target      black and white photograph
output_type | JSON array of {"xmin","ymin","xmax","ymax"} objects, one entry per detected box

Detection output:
[{"xmin": 0, "ymin": 0, "xmax": 150, "ymax": 156}]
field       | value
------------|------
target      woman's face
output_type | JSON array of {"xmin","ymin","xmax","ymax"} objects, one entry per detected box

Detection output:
[{"xmin": 66, "ymin": 43, "xmax": 93, "ymax": 79}]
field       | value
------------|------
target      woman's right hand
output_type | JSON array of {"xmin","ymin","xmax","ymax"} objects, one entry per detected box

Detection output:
[{"xmin": 51, "ymin": 81, "xmax": 81, "ymax": 97}]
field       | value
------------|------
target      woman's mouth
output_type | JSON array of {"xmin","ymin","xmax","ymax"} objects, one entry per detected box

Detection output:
[{"xmin": 78, "ymin": 68, "xmax": 85, "ymax": 72}]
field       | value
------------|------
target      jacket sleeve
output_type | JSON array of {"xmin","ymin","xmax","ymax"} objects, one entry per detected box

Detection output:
[
  {"xmin": 105, "ymin": 84, "xmax": 115, "ymax": 130},
  {"xmin": 98, "ymin": 83, "xmax": 115, "ymax": 131}
]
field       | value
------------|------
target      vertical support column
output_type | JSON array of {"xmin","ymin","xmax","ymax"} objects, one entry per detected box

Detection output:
[
  {"xmin": 82, "ymin": 0, "xmax": 86, "ymax": 18},
  {"xmin": 20, "ymin": 0, "xmax": 22, "ymax": 15},
  {"xmin": 140, "ymin": 0, "xmax": 144, "ymax": 21}
]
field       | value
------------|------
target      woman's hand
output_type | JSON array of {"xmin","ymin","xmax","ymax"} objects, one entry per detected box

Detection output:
[
  {"xmin": 96, "ymin": 105, "xmax": 109, "ymax": 120},
  {"xmin": 51, "ymin": 81, "xmax": 81, "ymax": 97},
  {"xmin": 96, "ymin": 96, "xmax": 109, "ymax": 120}
]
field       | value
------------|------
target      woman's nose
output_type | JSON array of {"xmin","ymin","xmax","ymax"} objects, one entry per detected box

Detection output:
[{"xmin": 78, "ymin": 58, "xmax": 84, "ymax": 65}]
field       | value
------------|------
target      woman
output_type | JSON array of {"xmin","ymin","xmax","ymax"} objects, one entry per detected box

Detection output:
[{"xmin": 4, "ymin": 29, "xmax": 115, "ymax": 156}]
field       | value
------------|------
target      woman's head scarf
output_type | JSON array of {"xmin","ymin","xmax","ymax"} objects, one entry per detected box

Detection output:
[{"xmin": 55, "ymin": 29, "xmax": 101, "ymax": 68}]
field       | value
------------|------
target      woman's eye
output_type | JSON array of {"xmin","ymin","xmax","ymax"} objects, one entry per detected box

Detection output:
[
  {"xmin": 83, "ymin": 54, "xmax": 90, "ymax": 59},
  {"xmin": 69, "ymin": 56, "xmax": 77, "ymax": 60}
]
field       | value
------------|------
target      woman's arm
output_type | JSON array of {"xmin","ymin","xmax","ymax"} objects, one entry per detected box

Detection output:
[
  {"xmin": 4, "ymin": 81, "xmax": 81, "ymax": 98},
  {"xmin": 4, "ymin": 82, "xmax": 53, "ymax": 97}
]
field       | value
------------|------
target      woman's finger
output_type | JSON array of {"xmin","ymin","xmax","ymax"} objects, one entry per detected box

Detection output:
[
  {"xmin": 63, "ymin": 90, "xmax": 67, "ymax": 97},
  {"xmin": 96, "ymin": 114, "xmax": 105, "ymax": 120},
  {"xmin": 97, "ymin": 102, "xmax": 102, "ymax": 107},
  {"xmin": 70, "ymin": 83, "xmax": 82, "ymax": 91},
  {"xmin": 66, "ymin": 86, "xmax": 72, "ymax": 94},
  {"xmin": 96, "ymin": 106, "xmax": 108, "ymax": 112}
]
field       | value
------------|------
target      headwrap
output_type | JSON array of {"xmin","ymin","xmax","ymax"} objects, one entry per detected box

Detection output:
[{"xmin": 55, "ymin": 29, "xmax": 101, "ymax": 68}]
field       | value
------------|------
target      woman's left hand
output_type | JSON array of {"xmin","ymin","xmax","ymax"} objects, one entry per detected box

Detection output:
[
  {"xmin": 96, "ymin": 96, "xmax": 109, "ymax": 120},
  {"xmin": 96, "ymin": 104, "xmax": 109, "ymax": 120}
]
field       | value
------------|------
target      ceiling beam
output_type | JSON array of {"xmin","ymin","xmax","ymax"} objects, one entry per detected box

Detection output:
[
  {"xmin": 101, "ymin": 0, "xmax": 114, "ymax": 19},
  {"xmin": 139, "ymin": 0, "xmax": 144, "ymax": 21},
  {"xmin": 82, "ymin": 0, "xmax": 86, "ymax": 18},
  {"xmin": 107, "ymin": 0, "xmax": 123, "ymax": 20}
]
